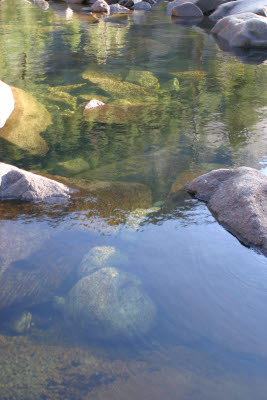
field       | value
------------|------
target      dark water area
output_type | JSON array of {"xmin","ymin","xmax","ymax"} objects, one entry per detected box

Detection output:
[{"xmin": 0, "ymin": 0, "xmax": 267, "ymax": 399}]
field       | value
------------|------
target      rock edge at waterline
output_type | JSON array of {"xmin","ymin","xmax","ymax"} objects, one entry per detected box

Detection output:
[
  {"xmin": 0, "ymin": 163, "xmax": 73, "ymax": 202},
  {"xmin": 186, "ymin": 167, "xmax": 267, "ymax": 256}
]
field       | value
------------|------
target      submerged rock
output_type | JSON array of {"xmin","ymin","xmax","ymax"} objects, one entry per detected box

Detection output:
[
  {"xmin": 132, "ymin": 1, "xmax": 152, "ymax": 10},
  {"xmin": 55, "ymin": 158, "xmax": 90, "ymax": 176},
  {"xmin": 0, "ymin": 163, "xmax": 73, "ymax": 202},
  {"xmin": 125, "ymin": 70, "xmax": 159, "ymax": 89},
  {"xmin": 6, "ymin": 311, "xmax": 32, "ymax": 334},
  {"xmin": 85, "ymin": 99, "xmax": 106, "ymax": 110},
  {"xmin": 0, "ymin": 81, "xmax": 14, "ymax": 128},
  {"xmin": 187, "ymin": 167, "xmax": 267, "ymax": 255},
  {"xmin": 83, "ymin": 104, "xmax": 157, "ymax": 124},
  {"xmin": 82, "ymin": 69, "xmax": 157, "ymax": 105},
  {"xmin": 63, "ymin": 267, "xmax": 156, "ymax": 339},
  {"xmin": 211, "ymin": 13, "xmax": 267, "ymax": 48},
  {"xmin": 0, "ymin": 87, "xmax": 50, "ymax": 156},
  {"xmin": 78, "ymin": 245, "xmax": 127, "ymax": 278},
  {"xmin": 125, "ymin": 207, "xmax": 160, "ymax": 230},
  {"xmin": 51, "ymin": 175, "xmax": 153, "ymax": 225}
]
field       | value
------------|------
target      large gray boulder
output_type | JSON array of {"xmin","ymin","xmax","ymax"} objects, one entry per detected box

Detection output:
[
  {"xmin": 195, "ymin": 0, "xmax": 230, "ymax": 14},
  {"xmin": 167, "ymin": 0, "xmax": 229, "ymax": 15},
  {"xmin": 0, "ymin": 81, "xmax": 14, "ymax": 129},
  {"xmin": 211, "ymin": 12, "xmax": 267, "ymax": 48},
  {"xmin": 0, "ymin": 163, "xmax": 73, "ymax": 202},
  {"xmin": 62, "ymin": 267, "xmax": 157, "ymax": 339},
  {"xmin": 172, "ymin": 2, "xmax": 203, "ymax": 17},
  {"xmin": 187, "ymin": 167, "xmax": 267, "ymax": 255},
  {"xmin": 210, "ymin": 0, "xmax": 267, "ymax": 19}
]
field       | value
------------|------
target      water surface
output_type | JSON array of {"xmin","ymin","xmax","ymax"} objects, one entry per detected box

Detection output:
[{"xmin": 0, "ymin": 1, "xmax": 267, "ymax": 399}]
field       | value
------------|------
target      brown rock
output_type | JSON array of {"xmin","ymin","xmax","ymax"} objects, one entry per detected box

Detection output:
[
  {"xmin": 91, "ymin": 0, "xmax": 110, "ymax": 13},
  {"xmin": 187, "ymin": 167, "xmax": 267, "ymax": 255}
]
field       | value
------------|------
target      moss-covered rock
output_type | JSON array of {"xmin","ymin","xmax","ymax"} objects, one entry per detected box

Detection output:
[
  {"xmin": 0, "ymin": 87, "xmax": 51, "ymax": 155},
  {"xmin": 83, "ymin": 104, "xmax": 156, "ymax": 124},
  {"xmin": 63, "ymin": 267, "xmax": 157, "ymax": 339},
  {"xmin": 51, "ymin": 175, "xmax": 153, "ymax": 225},
  {"xmin": 56, "ymin": 158, "xmax": 90, "ymax": 176},
  {"xmin": 125, "ymin": 70, "xmax": 160, "ymax": 89},
  {"xmin": 82, "ymin": 69, "xmax": 158, "ymax": 105}
]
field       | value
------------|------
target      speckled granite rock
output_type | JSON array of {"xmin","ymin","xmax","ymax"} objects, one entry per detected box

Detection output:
[
  {"xmin": 0, "ymin": 163, "xmax": 73, "ymax": 202},
  {"xmin": 211, "ymin": 13, "xmax": 267, "ymax": 48},
  {"xmin": 63, "ymin": 267, "xmax": 156, "ymax": 339},
  {"xmin": 187, "ymin": 167, "xmax": 267, "ymax": 255}
]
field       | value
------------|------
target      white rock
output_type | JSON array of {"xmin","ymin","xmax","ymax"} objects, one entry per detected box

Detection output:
[
  {"xmin": 84, "ymin": 99, "xmax": 106, "ymax": 110},
  {"xmin": 0, "ymin": 81, "xmax": 14, "ymax": 129}
]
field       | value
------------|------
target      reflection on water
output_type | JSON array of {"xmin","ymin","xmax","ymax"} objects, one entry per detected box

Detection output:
[{"xmin": 0, "ymin": 0, "xmax": 267, "ymax": 398}]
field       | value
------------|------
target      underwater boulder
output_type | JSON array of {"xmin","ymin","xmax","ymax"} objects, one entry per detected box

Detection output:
[
  {"xmin": 0, "ymin": 87, "xmax": 51, "ymax": 156},
  {"xmin": 51, "ymin": 175, "xmax": 153, "ymax": 225},
  {"xmin": 132, "ymin": 2, "xmax": 152, "ymax": 10},
  {"xmin": 82, "ymin": 69, "xmax": 158, "ymax": 105},
  {"xmin": 0, "ymin": 80, "xmax": 14, "ymax": 129},
  {"xmin": 62, "ymin": 267, "xmax": 156, "ymax": 339},
  {"xmin": 83, "ymin": 104, "xmax": 157, "ymax": 124},
  {"xmin": 125, "ymin": 70, "xmax": 159, "ymax": 89},
  {"xmin": 78, "ymin": 245, "xmax": 127, "ymax": 278}
]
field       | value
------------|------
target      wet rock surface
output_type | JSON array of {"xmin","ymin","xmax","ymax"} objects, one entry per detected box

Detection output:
[
  {"xmin": 0, "ymin": 163, "xmax": 73, "ymax": 202},
  {"xmin": 63, "ymin": 267, "xmax": 157, "ymax": 339},
  {"xmin": 91, "ymin": 0, "xmax": 110, "ymax": 13},
  {"xmin": 187, "ymin": 167, "xmax": 267, "ymax": 255},
  {"xmin": 210, "ymin": 0, "xmax": 267, "ymax": 19},
  {"xmin": 211, "ymin": 12, "xmax": 267, "ymax": 48},
  {"xmin": 172, "ymin": 2, "xmax": 203, "ymax": 17}
]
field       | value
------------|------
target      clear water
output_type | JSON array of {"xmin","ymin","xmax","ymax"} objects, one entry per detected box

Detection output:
[{"xmin": 0, "ymin": 1, "xmax": 267, "ymax": 399}]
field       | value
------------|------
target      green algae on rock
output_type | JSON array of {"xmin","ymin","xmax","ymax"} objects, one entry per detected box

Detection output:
[
  {"xmin": 0, "ymin": 87, "xmax": 51, "ymax": 156},
  {"xmin": 50, "ymin": 175, "xmax": 152, "ymax": 225},
  {"xmin": 55, "ymin": 157, "xmax": 90, "ymax": 176},
  {"xmin": 125, "ymin": 70, "xmax": 160, "ymax": 89},
  {"xmin": 63, "ymin": 267, "xmax": 157, "ymax": 339},
  {"xmin": 82, "ymin": 69, "xmax": 158, "ymax": 105},
  {"xmin": 83, "ymin": 104, "xmax": 157, "ymax": 125}
]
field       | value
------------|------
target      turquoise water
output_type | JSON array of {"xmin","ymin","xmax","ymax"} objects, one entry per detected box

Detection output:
[{"xmin": 0, "ymin": 1, "xmax": 267, "ymax": 399}]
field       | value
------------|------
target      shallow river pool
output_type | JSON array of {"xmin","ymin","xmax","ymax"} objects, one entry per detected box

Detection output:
[{"xmin": 0, "ymin": 1, "xmax": 267, "ymax": 399}]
